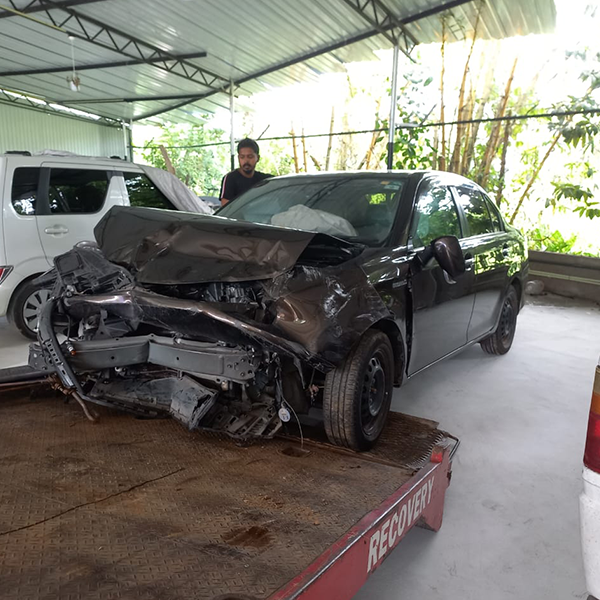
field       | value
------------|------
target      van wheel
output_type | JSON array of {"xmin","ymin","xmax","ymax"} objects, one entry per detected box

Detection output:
[
  {"xmin": 323, "ymin": 330, "xmax": 394, "ymax": 451},
  {"xmin": 480, "ymin": 286, "xmax": 519, "ymax": 355},
  {"xmin": 8, "ymin": 280, "xmax": 51, "ymax": 340}
]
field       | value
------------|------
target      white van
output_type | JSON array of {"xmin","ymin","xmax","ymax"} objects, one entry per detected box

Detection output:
[{"xmin": 0, "ymin": 151, "xmax": 210, "ymax": 339}]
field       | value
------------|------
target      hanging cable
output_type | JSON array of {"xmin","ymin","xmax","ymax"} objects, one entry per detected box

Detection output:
[{"xmin": 67, "ymin": 36, "xmax": 80, "ymax": 92}]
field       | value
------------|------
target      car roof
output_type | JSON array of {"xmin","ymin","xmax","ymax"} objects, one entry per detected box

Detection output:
[
  {"xmin": 268, "ymin": 169, "xmax": 480, "ymax": 187},
  {"xmin": 0, "ymin": 152, "xmax": 141, "ymax": 169}
]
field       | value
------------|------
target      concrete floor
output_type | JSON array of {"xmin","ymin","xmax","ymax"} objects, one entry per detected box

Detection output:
[
  {"xmin": 1, "ymin": 297, "xmax": 599, "ymax": 598},
  {"xmin": 356, "ymin": 296, "xmax": 600, "ymax": 600},
  {"xmin": 0, "ymin": 317, "xmax": 29, "ymax": 368}
]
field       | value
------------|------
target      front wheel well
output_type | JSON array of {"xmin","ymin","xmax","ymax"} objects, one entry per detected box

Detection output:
[
  {"xmin": 6, "ymin": 273, "xmax": 45, "ymax": 322},
  {"xmin": 510, "ymin": 277, "xmax": 523, "ymax": 308},
  {"xmin": 370, "ymin": 320, "xmax": 405, "ymax": 387}
]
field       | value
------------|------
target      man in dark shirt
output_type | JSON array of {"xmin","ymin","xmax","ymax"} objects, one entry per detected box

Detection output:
[{"xmin": 220, "ymin": 138, "xmax": 271, "ymax": 205}]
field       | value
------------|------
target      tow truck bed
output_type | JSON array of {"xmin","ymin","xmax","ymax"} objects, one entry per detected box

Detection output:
[{"xmin": 0, "ymin": 385, "xmax": 458, "ymax": 600}]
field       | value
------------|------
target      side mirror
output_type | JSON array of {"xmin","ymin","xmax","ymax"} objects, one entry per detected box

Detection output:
[{"xmin": 431, "ymin": 236, "xmax": 465, "ymax": 279}]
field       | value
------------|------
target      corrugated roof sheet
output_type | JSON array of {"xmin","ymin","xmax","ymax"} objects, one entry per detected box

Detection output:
[{"xmin": 0, "ymin": 0, "xmax": 556, "ymax": 125}]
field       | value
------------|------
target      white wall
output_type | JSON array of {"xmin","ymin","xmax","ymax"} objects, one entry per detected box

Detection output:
[{"xmin": 0, "ymin": 103, "xmax": 125, "ymax": 157}]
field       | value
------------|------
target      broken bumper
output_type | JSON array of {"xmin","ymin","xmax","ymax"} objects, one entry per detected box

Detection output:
[{"xmin": 30, "ymin": 334, "xmax": 260, "ymax": 384}]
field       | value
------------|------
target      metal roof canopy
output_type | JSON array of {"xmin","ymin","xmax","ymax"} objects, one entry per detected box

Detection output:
[{"xmin": 0, "ymin": 0, "xmax": 556, "ymax": 127}]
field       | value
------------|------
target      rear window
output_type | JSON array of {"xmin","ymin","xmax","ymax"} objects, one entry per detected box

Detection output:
[
  {"xmin": 124, "ymin": 172, "xmax": 176, "ymax": 210},
  {"xmin": 49, "ymin": 168, "xmax": 109, "ymax": 214},
  {"xmin": 11, "ymin": 167, "xmax": 40, "ymax": 215}
]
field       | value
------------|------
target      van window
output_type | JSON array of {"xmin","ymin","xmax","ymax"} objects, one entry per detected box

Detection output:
[
  {"xmin": 49, "ymin": 169, "xmax": 109, "ymax": 214},
  {"xmin": 123, "ymin": 172, "xmax": 176, "ymax": 210},
  {"xmin": 11, "ymin": 167, "xmax": 40, "ymax": 215}
]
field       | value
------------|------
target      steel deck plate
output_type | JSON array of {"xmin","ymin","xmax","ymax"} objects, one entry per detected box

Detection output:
[{"xmin": 0, "ymin": 391, "xmax": 445, "ymax": 600}]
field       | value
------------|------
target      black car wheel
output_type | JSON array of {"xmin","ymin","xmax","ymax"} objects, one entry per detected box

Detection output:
[
  {"xmin": 480, "ymin": 286, "xmax": 519, "ymax": 356},
  {"xmin": 8, "ymin": 280, "xmax": 51, "ymax": 340},
  {"xmin": 323, "ymin": 330, "xmax": 394, "ymax": 451}
]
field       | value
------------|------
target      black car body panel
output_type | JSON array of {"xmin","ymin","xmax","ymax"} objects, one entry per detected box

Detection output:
[{"xmin": 30, "ymin": 171, "xmax": 529, "ymax": 445}]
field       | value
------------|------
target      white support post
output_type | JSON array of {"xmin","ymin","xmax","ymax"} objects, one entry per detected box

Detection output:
[
  {"xmin": 387, "ymin": 44, "xmax": 400, "ymax": 171},
  {"xmin": 229, "ymin": 80, "xmax": 235, "ymax": 171}
]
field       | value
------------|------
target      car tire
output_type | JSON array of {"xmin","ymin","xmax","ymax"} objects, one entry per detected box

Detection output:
[
  {"xmin": 8, "ymin": 279, "xmax": 51, "ymax": 340},
  {"xmin": 480, "ymin": 286, "xmax": 519, "ymax": 356},
  {"xmin": 323, "ymin": 330, "xmax": 394, "ymax": 451}
]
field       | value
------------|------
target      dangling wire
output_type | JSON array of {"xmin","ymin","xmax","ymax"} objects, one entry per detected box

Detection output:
[
  {"xmin": 275, "ymin": 362, "xmax": 305, "ymax": 450},
  {"xmin": 69, "ymin": 36, "xmax": 76, "ymax": 78},
  {"xmin": 283, "ymin": 398, "xmax": 304, "ymax": 451}
]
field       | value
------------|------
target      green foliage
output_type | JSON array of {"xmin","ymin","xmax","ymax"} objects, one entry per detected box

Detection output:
[
  {"xmin": 560, "ymin": 119, "xmax": 600, "ymax": 150},
  {"xmin": 378, "ymin": 69, "xmax": 437, "ymax": 170},
  {"xmin": 254, "ymin": 140, "xmax": 296, "ymax": 176},
  {"xmin": 549, "ymin": 161, "xmax": 600, "ymax": 218},
  {"xmin": 140, "ymin": 122, "xmax": 227, "ymax": 197},
  {"xmin": 528, "ymin": 225, "xmax": 598, "ymax": 256},
  {"xmin": 528, "ymin": 226, "xmax": 579, "ymax": 253}
]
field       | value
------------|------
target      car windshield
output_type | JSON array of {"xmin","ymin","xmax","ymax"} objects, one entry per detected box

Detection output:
[{"xmin": 217, "ymin": 175, "xmax": 408, "ymax": 245}]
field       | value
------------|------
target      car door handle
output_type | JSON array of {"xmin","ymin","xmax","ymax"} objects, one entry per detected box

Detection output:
[
  {"xmin": 44, "ymin": 225, "xmax": 69, "ymax": 236},
  {"xmin": 464, "ymin": 253, "xmax": 474, "ymax": 271},
  {"xmin": 502, "ymin": 245, "xmax": 510, "ymax": 257}
]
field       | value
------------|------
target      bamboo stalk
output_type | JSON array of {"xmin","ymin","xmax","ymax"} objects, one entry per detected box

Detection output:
[
  {"xmin": 325, "ymin": 106, "xmax": 334, "ymax": 171},
  {"xmin": 439, "ymin": 17, "xmax": 447, "ymax": 171},
  {"xmin": 358, "ymin": 97, "xmax": 382, "ymax": 170},
  {"xmin": 310, "ymin": 154, "xmax": 322, "ymax": 170},
  {"xmin": 509, "ymin": 132, "xmax": 560, "ymax": 224},
  {"xmin": 159, "ymin": 144, "xmax": 176, "ymax": 174},
  {"xmin": 450, "ymin": 5, "xmax": 481, "ymax": 173},
  {"xmin": 290, "ymin": 126, "xmax": 299, "ymax": 173},
  {"xmin": 495, "ymin": 121, "xmax": 512, "ymax": 206},
  {"xmin": 301, "ymin": 127, "xmax": 308, "ymax": 172},
  {"xmin": 463, "ymin": 47, "xmax": 497, "ymax": 176},
  {"xmin": 459, "ymin": 86, "xmax": 475, "ymax": 175},
  {"xmin": 479, "ymin": 57, "xmax": 518, "ymax": 188}
]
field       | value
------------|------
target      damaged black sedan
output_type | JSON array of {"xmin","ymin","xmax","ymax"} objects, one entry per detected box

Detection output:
[{"xmin": 30, "ymin": 171, "xmax": 528, "ymax": 450}]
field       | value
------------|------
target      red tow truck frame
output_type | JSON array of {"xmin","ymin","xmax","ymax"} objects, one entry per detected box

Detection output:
[
  {"xmin": 0, "ymin": 368, "xmax": 458, "ymax": 600},
  {"xmin": 271, "ymin": 448, "xmax": 453, "ymax": 599}
]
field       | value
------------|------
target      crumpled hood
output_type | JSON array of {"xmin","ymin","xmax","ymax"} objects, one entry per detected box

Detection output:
[{"xmin": 94, "ymin": 206, "xmax": 362, "ymax": 284}]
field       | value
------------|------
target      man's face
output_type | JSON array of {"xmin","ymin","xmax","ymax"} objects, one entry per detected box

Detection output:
[{"xmin": 238, "ymin": 148, "xmax": 259, "ymax": 174}]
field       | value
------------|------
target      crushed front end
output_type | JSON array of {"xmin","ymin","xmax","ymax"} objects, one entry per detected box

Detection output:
[{"xmin": 30, "ymin": 207, "xmax": 390, "ymax": 442}]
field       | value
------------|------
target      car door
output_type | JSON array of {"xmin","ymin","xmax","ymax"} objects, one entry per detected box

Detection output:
[
  {"xmin": 3, "ymin": 163, "xmax": 48, "ymax": 270},
  {"xmin": 35, "ymin": 164, "xmax": 125, "ymax": 260},
  {"xmin": 451, "ymin": 184, "xmax": 511, "ymax": 341},
  {"xmin": 407, "ymin": 176, "xmax": 476, "ymax": 376}
]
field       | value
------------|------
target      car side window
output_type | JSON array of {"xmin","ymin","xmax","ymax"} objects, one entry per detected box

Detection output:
[
  {"xmin": 481, "ymin": 192, "xmax": 504, "ymax": 232},
  {"xmin": 123, "ymin": 172, "xmax": 177, "ymax": 210},
  {"xmin": 11, "ymin": 167, "xmax": 40, "ymax": 215},
  {"xmin": 454, "ymin": 186, "xmax": 495, "ymax": 236},
  {"xmin": 411, "ymin": 181, "xmax": 461, "ymax": 247},
  {"xmin": 48, "ymin": 168, "xmax": 109, "ymax": 214}
]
